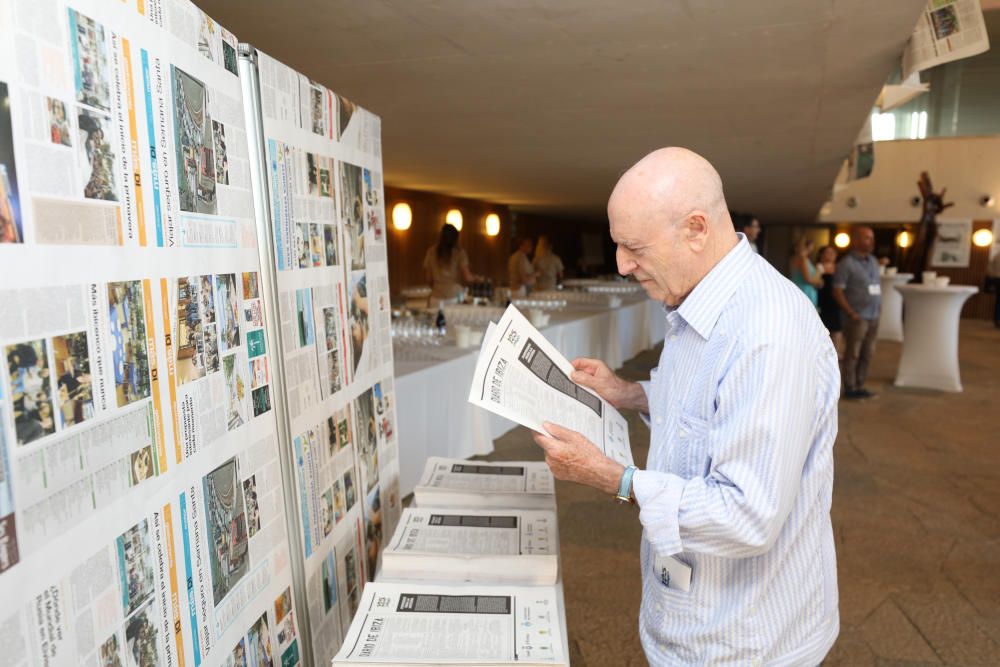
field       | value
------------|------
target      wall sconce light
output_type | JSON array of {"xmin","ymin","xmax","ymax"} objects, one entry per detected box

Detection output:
[
  {"xmin": 445, "ymin": 209, "xmax": 463, "ymax": 231},
  {"xmin": 979, "ymin": 195, "xmax": 995, "ymax": 208},
  {"xmin": 485, "ymin": 213, "xmax": 501, "ymax": 237},
  {"xmin": 392, "ymin": 202, "xmax": 412, "ymax": 231},
  {"xmin": 834, "ymin": 232, "xmax": 850, "ymax": 249},
  {"xmin": 897, "ymin": 230, "xmax": 912, "ymax": 248},
  {"xmin": 972, "ymin": 228, "xmax": 993, "ymax": 247}
]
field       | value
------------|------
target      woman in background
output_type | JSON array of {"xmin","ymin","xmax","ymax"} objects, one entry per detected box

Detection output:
[
  {"xmin": 790, "ymin": 236, "xmax": 824, "ymax": 309},
  {"xmin": 816, "ymin": 244, "xmax": 844, "ymax": 354},
  {"xmin": 532, "ymin": 235, "xmax": 564, "ymax": 291},
  {"xmin": 423, "ymin": 223, "xmax": 478, "ymax": 303}
]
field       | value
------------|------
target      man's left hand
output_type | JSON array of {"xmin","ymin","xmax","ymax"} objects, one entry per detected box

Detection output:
[{"xmin": 532, "ymin": 422, "xmax": 625, "ymax": 496}]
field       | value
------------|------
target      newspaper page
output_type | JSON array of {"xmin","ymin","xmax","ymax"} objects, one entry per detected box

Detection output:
[
  {"xmin": 333, "ymin": 582, "xmax": 567, "ymax": 666},
  {"xmin": 0, "ymin": 0, "xmax": 301, "ymax": 665},
  {"xmin": 387, "ymin": 508, "xmax": 557, "ymax": 557},
  {"xmin": 902, "ymin": 0, "xmax": 990, "ymax": 79},
  {"xmin": 416, "ymin": 457, "xmax": 555, "ymax": 496},
  {"xmin": 246, "ymin": 49, "xmax": 402, "ymax": 666},
  {"xmin": 469, "ymin": 306, "xmax": 633, "ymax": 467}
]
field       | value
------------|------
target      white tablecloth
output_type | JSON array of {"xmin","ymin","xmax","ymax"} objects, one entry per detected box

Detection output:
[
  {"xmin": 394, "ymin": 299, "xmax": 666, "ymax": 496},
  {"xmin": 893, "ymin": 284, "xmax": 977, "ymax": 392}
]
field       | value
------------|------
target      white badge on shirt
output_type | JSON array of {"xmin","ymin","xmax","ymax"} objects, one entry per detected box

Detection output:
[
  {"xmin": 654, "ymin": 552, "xmax": 692, "ymax": 592},
  {"xmin": 868, "ymin": 283, "xmax": 881, "ymax": 296}
]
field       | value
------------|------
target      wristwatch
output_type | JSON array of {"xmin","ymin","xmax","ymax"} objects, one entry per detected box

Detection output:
[{"xmin": 616, "ymin": 465, "xmax": 638, "ymax": 505}]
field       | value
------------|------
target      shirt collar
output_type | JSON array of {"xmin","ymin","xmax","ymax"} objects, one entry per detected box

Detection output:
[{"xmin": 675, "ymin": 235, "xmax": 755, "ymax": 340}]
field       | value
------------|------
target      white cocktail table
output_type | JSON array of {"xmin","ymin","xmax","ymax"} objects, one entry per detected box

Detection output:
[
  {"xmin": 877, "ymin": 273, "xmax": 913, "ymax": 342},
  {"xmin": 894, "ymin": 284, "xmax": 977, "ymax": 392}
]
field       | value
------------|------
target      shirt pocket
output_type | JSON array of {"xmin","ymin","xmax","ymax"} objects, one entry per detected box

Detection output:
[{"xmin": 675, "ymin": 411, "xmax": 711, "ymax": 479}]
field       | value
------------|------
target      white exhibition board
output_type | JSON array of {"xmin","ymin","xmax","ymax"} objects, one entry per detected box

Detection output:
[
  {"xmin": 0, "ymin": 0, "xmax": 400, "ymax": 665},
  {"xmin": 239, "ymin": 47, "xmax": 402, "ymax": 666}
]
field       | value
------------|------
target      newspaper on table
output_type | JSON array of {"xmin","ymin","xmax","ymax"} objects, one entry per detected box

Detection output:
[
  {"xmin": 413, "ymin": 457, "xmax": 555, "ymax": 509},
  {"xmin": 380, "ymin": 507, "xmax": 558, "ymax": 584},
  {"xmin": 332, "ymin": 581, "xmax": 567, "ymax": 666},
  {"xmin": 902, "ymin": 0, "xmax": 990, "ymax": 79},
  {"xmin": 469, "ymin": 305, "xmax": 633, "ymax": 467}
]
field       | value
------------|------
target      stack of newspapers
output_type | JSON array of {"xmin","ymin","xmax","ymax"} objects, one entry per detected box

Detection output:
[{"xmin": 334, "ymin": 305, "xmax": 629, "ymax": 665}]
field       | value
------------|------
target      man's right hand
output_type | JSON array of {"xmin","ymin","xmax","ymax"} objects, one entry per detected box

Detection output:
[{"xmin": 571, "ymin": 357, "xmax": 648, "ymax": 413}]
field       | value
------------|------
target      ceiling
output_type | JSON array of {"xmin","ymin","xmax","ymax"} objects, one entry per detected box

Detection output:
[{"xmin": 199, "ymin": 0, "xmax": 928, "ymax": 223}]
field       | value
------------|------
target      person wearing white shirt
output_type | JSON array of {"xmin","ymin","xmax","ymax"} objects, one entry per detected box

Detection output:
[
  {"xmin": 532, "ymin": 235, "xmax": 564, "ymax": 291},
  {"xmin": 532, "ymin": 147, "xmax": 840, "ymax": 666},
  {"xmin": 508, "ymin": 236, "xmax": 536, "ymax": 295}
]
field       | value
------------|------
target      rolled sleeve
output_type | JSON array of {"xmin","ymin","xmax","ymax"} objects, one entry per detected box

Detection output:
[
  {"xmin": 638, "ymin": 379, "xmax": 652, "ymax": 426},
  {"xmin": 632, "ymin": 469, "xmax": 686, "ymax": 556}
]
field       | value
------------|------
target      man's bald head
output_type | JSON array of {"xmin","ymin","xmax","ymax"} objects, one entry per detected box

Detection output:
[
  {"xmin": 608, "ymin": 147, "xmax": 729, "ymax": 228},
  {"xmin": 607, "ymin": 147, "xmax": 740, "ymax": 306}
]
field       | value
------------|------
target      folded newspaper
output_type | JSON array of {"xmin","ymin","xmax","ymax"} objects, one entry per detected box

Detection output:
[
  {"xmin": 381, "ymin": 507, "xmax": 559, "ymax": 585},
  {"xmin": 332, "ymin": 581, "xmax": 568, "ymax": 665},
  {"xmin": 468, "ymin": 305, "xmax": 634, "ymax": 467},
  {"xmin": 414, "ymin": 457, "xmax": 556, "ymax": 509}
]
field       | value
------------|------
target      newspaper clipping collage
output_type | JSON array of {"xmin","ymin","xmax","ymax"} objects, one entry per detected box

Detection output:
[{"xmin": 0, "ymin": 0, "xmax": 400, "ymax": 665}]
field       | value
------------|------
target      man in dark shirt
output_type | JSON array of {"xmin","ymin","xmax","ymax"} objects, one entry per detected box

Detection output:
[{"xmin": 832, "ymin": 226, "xmax": 881, "ymax": 399}]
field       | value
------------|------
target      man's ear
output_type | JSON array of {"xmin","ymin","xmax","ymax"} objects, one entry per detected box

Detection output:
[{"xmin": 684, "ymin": 211, "xmax": 710, "ymax": 251}]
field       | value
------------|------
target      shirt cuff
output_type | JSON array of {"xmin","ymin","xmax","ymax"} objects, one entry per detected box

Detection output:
[
  {"xmin": 632, "ymin": 469, "xmax": 685, "ymax": 556},
  {"xmin": 638, "ymin": 380, "xmax": 652, "ymax": 427}
]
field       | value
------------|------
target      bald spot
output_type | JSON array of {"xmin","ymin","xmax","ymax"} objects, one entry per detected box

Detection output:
[{"xmin": 608, "ymin": 147, "xmax": 729, "ymax": 228}]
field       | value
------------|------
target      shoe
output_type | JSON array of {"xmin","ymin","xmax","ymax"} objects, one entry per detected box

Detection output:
[
  {"xmin": 857, "ymin": 388, "xmax": 878, "ymax": 399},
  {"xmin": 843, "ymin": 390, "xmax": 865, "ymax": 400}
]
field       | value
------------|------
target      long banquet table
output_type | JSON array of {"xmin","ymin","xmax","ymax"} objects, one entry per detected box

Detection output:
[{"xmin": 393, "ymin": 298, "xmax": 667, "ymax": 496}]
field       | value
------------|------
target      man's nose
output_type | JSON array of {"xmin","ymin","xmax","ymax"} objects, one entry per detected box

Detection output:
[{"xmin": 616, "ymin": 246, "xmax": 635, "ymax": 276}]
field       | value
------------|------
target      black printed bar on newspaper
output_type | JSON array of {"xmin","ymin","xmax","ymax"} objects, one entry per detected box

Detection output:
[
  {"xmin": 429, "ymin": 514, "xmax": 518, "ymax": 528},
  {"xmin": 518, "ymin": 338, "xmax": 602, "ymax": 417},
  {"xmin": 397, "ymin": 594, "xmax": 512, "ymax": 614},
  {"xmin": 451, "ymin": 464, "xmax": 525, "ymax": 475}
]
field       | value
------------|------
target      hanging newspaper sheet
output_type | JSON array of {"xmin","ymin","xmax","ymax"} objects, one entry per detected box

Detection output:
[
  {"xmin": 0, "ymin": 0, "xmax": 301, "ymax": 664},
  {"xmin": 902, "ymin": 0, "xmax": 990, "ymax": 79},
  {"xmin": 240, "ymin": 47, "xmax": 402, "ymax": 666}
]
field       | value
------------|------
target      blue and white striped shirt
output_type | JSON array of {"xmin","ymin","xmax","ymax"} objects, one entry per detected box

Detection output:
[{"xmin": 632, "ymin": 236, "xmax": 840, "ymax": 666}]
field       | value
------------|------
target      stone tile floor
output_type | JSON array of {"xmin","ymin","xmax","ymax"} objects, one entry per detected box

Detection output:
[{"xmin": 479, "ymin": 320, "xmax": 1000, "ymax": 665}]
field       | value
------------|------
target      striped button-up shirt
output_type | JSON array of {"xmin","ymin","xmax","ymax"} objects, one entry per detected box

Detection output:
[{"xmin": 632, "ymin": 236, "xmax": 840, "ymax": 666}]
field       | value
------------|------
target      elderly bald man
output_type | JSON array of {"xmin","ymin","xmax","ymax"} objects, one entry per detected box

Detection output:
[{"xmin": 533, "ymin": 148, "xmax": 840, "ymax": 665}]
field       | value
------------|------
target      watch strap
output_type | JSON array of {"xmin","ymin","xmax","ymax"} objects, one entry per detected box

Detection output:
[{"xmin": 616, "ymin": 465, "xmax": 638, "ymax": 504}]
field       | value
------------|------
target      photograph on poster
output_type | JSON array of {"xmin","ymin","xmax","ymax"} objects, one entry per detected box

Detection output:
[
  {"xmin": 116, "ymin": 519, "xmax": 155, "ymax": 616},
  {"xmin": 363, "ymin": 169, "xmax": 384, "ymax": 243},
  {"xmin": 364, "ymin": 486, "xmax": 382, "ymax": 581},
  {"xmin": 319, "ymin": 164, "xmax": 332, "ymax": 198},
  {"xmin": 175, "ymin": 276, "xmax": 216, "ymax": 384},
  {"xmin": 47, "ymin": 98, "xmax": 72, "ymax": 146},
  {"xmin": 77, "ymin": 108, "xmax": 119, "ymax": 201},
  {"xmin": 213, "ymin": 120, "xmax": 229, "ymax": 185},
  {"xmin": 196, "ymin": 12, "xmax": 215, "ymax": 62},
  {"xmin": 931, "ymin": 4, "xmax": 959, "ymax": 39},
  {"xmin": 242, "ymin": 272, "xmax": 260, "ymax": 301},
  {"xmin": 99, "ymin": 633, "xmax": 122, "ymax": 667},
  {"xmin": 295, "ymin": 223, "xmax": 309, "ymax": 269},
  {"xmin": 322, "ymin": 551, "xmax": 337, "ymax": 612},
  {"xmin": 295, "ymin": 288, "xmax": 315, "ymax": 347},
  {"xmin": 322, "ymin": 306, "xmax": 340, "ymax": 353},
  {"xmin": 53, "ymin": 331, "xmax": 93, "ymax": 430},
  {"xmin": 246, "ymin": 329, "xmax": 265, "ymax": 359},
  {"xmin": 222, "ymin": 353, "xmax": 246, "ymax": 431},
  {"xmin": 244, "ymin": 300, "xmax": 263, "ymax": 330},
  {"xmin": 252, "ymin": 385, "xmax": 271, "ymax": 417},
  {"xmin": 69, "ymin": 9, "xmax": 112, "ymax": 112},
  {"xmin": 354, "ymin": 388, "xmax": 378, "ymax": 493},
  {"xmin": 336, "ymin": 95, "xmax": 356, "ymax": 140},
  {"xmin": 203, "ymin": 457, "xmax": 250, "ymax": 605},
  {"xmin": 0, "ymin": 399, "xmax": 17, "ymax": 574},
  {"xmin": 332, "ymin": 478, "xmax": 345, "ymax": 523},
  {"xmin": 343, "ymin": 546, "xmax": 360, "ymax": 618},
  {"xmin": 130, "ymin": 445, "xmax": 155, "ymax": 485},
  {"xmin": 336, "ymin": 406, "xmax": 353, "ymax": 452},
  {"xmin": 275, "ymin": 587, "xmax": 292, "ymax": 623},
  {"xmin": 324, "ymin": 350, "xmax": 341, "ymax": 396},
  {"xmin": 0, "ymin": 82, "xmax": 23, "ymax": 244},
  {"xmin": 243, "ymin": 475, "xmax": 260, "ymax": 538},
  {"xmin": 320, "ymin": 487, "xmax": 334, "ymax": 537},
  {"xmin": 249, "ymin": 356, "xmax": 268, "ymax": 390},
  {"xmin": 228, "ymin": 637, "xmax": 247, "ymax": 667},
  {"xmin": 310, "ymin": 224, "xmax": 323, "ymax": 267},
  {"xmin": 348, "ymin": 272, "xmax": 368, "ymax": 375},
  {"xmin": 203, "ymin": 323, "xmax": 221, "ymax": 374},
  {"xmin": 108, "ymin": 281, "xmax": 151, "ymax": 407},
  {"xmin": 172, "ymin": 66, "xmax": 217, "ymax": 215},
  {"xmin": 323, "ymin": 224, "xmax": 338, "ymax": 266},
  {"xmin": 123, "ymin": 601, "xmax": 160, "ymax": 667},
  {"xmin": 6, "ymin": 339, "xmax": 55, "ymax": 445},
  {"xmin": 247, "ymin": 612, "xmax": 274, "ymax": 667},
  {"xmin": 276, "ymin": 609, "xmax": 296, "ymax": 647},
  {"xmin": 343, "ymin": 468, "xmax": 356, "ymax": 512},
  {"xmin": 216, "ymin": 273, "xmax": 241, "ymax": 352},
  {"xmin": 310, "ymin": 86, "xmax": 325, "ymax": 136},
  {"xmin": 306, "ymin": 152, "xmax": 318, "ymax": 196},
  {"xmin": 340, "ymin": 163, "xmax": 365, "ymax": 270}
]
